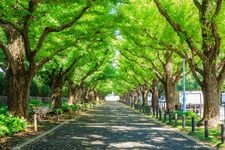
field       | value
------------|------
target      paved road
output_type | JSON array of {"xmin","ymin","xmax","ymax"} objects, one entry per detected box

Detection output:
[{"xmin": 23, "ymin": 102, "xmax": 212, "ymax": 150}]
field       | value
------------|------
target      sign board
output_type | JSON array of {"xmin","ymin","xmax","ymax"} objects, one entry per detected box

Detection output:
[
  {"xmin": 179, "ymin": 91, "xmax": 203, "ymax": 104},
  {"xmin": 221, "ymin": 92, "xmax": 225, "ymax": 103}
]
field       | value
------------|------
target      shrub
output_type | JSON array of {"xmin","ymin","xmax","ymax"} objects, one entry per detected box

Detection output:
[
  {"xmin": 62, "ymin": 102, "xmax": 79, "ymax": 112},
  {"xmin": 0, "ymin": 113, "xmax": 27, "ymax": 137},
  {"xmin": 174, "ymin": 110, "xmax": 200, "ymax": 119},
  {"xmin": 0, "ymin": 105, "xmax": 7, "ymax": 114}
]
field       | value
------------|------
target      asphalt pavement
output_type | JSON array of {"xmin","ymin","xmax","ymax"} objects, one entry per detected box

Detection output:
[{"xmin": 22, "ymin": 101, "xmax": 213, "ymax": 150}]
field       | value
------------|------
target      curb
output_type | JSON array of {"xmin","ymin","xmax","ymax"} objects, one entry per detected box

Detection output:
[
  {"xmin": 127, "ymin": 105, "xmax": 216, "ymax": 150},
  {"xmin": 12, "ymin": 115, "xmax": 82, "ymax": 150},
  {"xmin": 12, "ymin": 103, "xmax": 104, "ymax": 150},
  {"xmin": 150, "ymin": 117, "xmax": 216, "ymax": 150}
]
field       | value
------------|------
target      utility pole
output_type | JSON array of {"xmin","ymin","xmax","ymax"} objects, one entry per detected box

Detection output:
[{"xmin": 182, "ymin": 59, "xmax": 186, "ymax": 112}]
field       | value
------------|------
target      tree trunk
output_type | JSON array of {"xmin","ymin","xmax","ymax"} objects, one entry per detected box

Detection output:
[
  {"xmin": 152, "ymin": 80, "xmax": 159, "ymax": 115},
  {"xmin": 142, "ymin": 90, "xmax": 149, "ymax": 106},
  {"xmin": 87, "ymin": 90, "xmax": 95, "ymax": 102},
  {"xmin": 68, "ymin": 82, "xmax": 78, "ymax": 105},
  {"xmin": 51, "ymin": 76, "xmax": 63, "ymax": 109},
  {"xmin": 5, "ymin": 26, "xmax": 34, "ymax": 118},
  {"xmin": 164, "ymin": 58, "xmax": 175, "ymax": 112},
  {"xmin": 6, "ymin": 71, "xmax": 33, "ymax": 118},
  {"xmin": 80, "ymin": 87, "xmax": 88, "ymax": 103},
  {"xmin": 198, "ymin": 63, "xmax": 220, "ymax": 127},
  {"xmin": 164, "ymin": 82, "xmax": 176, "ymax": 113}
]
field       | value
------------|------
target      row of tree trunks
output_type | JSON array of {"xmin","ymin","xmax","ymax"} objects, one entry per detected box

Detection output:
[
  {"xmin": 151, "ymin": 80, "xmax": 159, "ymax": 115},
  {"xmin": 68, "ymin": 82, "xmax": 100, "ymax": 105}
]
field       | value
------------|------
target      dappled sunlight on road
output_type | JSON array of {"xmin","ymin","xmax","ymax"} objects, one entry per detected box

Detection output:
[
  {"xmin": 23, "ymin": 102, "xmax": 212, "ymax": 150},
  {"xmin": 108, "ymin": 142, "xmax": 153, "ymax": 149}
]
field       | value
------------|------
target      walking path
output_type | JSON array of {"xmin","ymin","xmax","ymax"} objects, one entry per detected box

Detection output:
[{"xmin": 22, "ymin": 101, "xmax": 213, "ymax": 150}]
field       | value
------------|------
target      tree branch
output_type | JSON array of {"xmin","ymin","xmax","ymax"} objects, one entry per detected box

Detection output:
[
  {"xmin": 0, "ymin": 40, "xmax": 13, "ymax": 62},
  {"xmin": 193, "ymin": 0, "xmax": 202, "ymax": 11},
  {"xmin": 217, "ymin": 59, "xmax": 225, "ymax": 88},
  {"xmin": 23, "ymin": 0, "xmax": 39, "ymax": 59},
  {"xmin": 33, "ymin": 2, "xmax": 94, "ymax": 55},
  {"xmin": 0, "ymin": 18, "xmax": 22, "ymax": 34},
  {"xmin": 186, "ymin": 58, "xmax": 203, "ymax": 86},
  {"xmin": 153, "ymin": 0, "xmax": 205, "ymax": 60},
  {"xmin": 156, "ymin": 50, "xmax": 165, "ymax": 66},
  {"xmin": 173, "ymin": 66, "xmax": 183, "ymax": 84},
  {"xmin": 211, "ymin": 0, "xmax": 222, "ymax": 58},
  {"xmin": 36, "ymin": 47, "xmax": 68, "ymax": 70}
]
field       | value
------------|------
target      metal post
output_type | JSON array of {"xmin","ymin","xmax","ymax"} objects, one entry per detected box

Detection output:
[
  {"xmin": 34, "ymin": 114, "xmax": 37, "ymax": 132},
  {"xmin": 204, "ymin": 120, "xmax": 208, "ymax": 138},
  {"xmin": 175, "ymin": 113, "xmax": 178, "ymax": 126},
  {"xmin": 169, "ymin": 112, "xmax": 172, "ymax": 124},
  {"xmin": 159, "ymin": 109, "xmax": 162, "ymax": 120},
  {"xmin": 156, "ymin": 107, "xmax": 159, "ymax": 119},
  {"xmin": 164, "ymin": 111, "xmax": 167, "ymax": 122},
  {"xmin": 56, "ymin": 111, "xmax": 59, "ymax": 122},
  {"xmin": 221, "ymin": 124, "xmax": 225, "ymax": 144},
  {"xmin": 182, "ymin": 115, "xmax": 185, "ymax": 129},
  {"xmin": 192, "ymin": 117, "xmax": 195, "ymax": 132},
  {"xmin": 224, "ymin": 103, "xmax": 225, "ymax": 122},
  {"xmin": 182, "ymin": 59, "xmax": 186, "ymax": 112}
]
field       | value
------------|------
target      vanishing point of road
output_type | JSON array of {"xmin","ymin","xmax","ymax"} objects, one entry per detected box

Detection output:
[{"xmin": 22, "ymin": 101, "xmax": 213, "ymax": 150}]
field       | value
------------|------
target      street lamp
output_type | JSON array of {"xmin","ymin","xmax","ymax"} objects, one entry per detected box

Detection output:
[{"xmin": 182, "ymin": 59, "xmax": 186, "ymax": 112}]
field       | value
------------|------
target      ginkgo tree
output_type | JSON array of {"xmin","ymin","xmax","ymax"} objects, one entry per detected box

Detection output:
[
  {"xmin": 114, "ymin": 0, "xmax": 183, "ymax": 113},
  {"xmin": 152, "ymin": 0, "xmax": 225, "ymax": 126},
  {"xmin": 0, "ymin": 0, "xmax": 97, "ymax": 118},
  {"xmin": 0, "ymin": 0, "xmax": 125, "ymax": 118}
]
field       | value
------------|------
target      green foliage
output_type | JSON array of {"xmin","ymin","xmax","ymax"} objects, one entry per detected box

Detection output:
[
  {"xmin": 29, "ymin": 99, "xmax": 50, "ymax": 107},
  {"xmin": 55, "ymin": 109, "xmax": 63, "ymax": 115},
  {"xmin": 29, "ymin": 99, "xmax": 51, "ymax": 114},
  {"xmin": 0, "ymin": 72, "xmax": 7, "ymax": 95},
  {"xmin": 176, "ymin": 74, "xmax": 201, "ymax": 91},
  {"xmin": 0, "ymin": 105, "xmax": 7, "ymax": 114},
  {"xmin": 174, "ymin": 110, "xmax": 200, "ymax": 120},
  {"xmin": 0, "ymin": 113, "xmax": 27, "ymax": 137},
  {"xmin": 30, "ymin": 76, "xmax": 51, "ymax": 97},
  {"xmin": 62, "ymin": 102, "xmax": 80, "ymax": 112}
]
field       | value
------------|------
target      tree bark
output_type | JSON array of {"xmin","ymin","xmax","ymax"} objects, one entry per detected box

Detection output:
[
  {"xmin": 68, "ymin": 82, "xmax": 79, "ymax": 105},
  {"xmin": 4, "ymin": 26, "xmax": 35, "ymax": 118},
  {"xmin": 198, "ymin": 63, "xmax": 220, "ymax": 127},
  {"xmin": 6, "ymin": 71, "xmax": 33, "ymax": 118},
  {"xmin": 164, "ymin": 57, "xmax": 176, "ymax": 112},
  {"xmin": 142, "ymin": 90, "xmax": 149, "ymax": 106},
  {"xmin": 79, "ymin": 87, "xmax": 88, "ymax": 103},
  {"xmin": 152, "ymin": 80, "xmax": 159, "ymax": 115},
  {"xmin": 87, "ymin": 90, "xmax": 95, "ymax": 102},
  {"xmin": 51, "ymin": 76, "xmax": 63, "ymax": 109}
]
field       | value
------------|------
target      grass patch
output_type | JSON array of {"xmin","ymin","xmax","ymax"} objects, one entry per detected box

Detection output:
[
  {"xmin": 129, "ymin": 105, "xmax": 224, "ymax": 149},
  {"xmin": 160, "ymin": 112, "xmax": 223, "ymax": 149}
]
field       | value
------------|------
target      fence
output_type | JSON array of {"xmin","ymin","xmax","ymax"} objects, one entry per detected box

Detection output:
[{"xmin": 0, "ymin": 96, "xmax": 68, "ymax": 105}]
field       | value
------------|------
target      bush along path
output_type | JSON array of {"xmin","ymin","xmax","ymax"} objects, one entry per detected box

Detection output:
[
  {"xmin": 18, "ymin": 101, "xmax": 214, "ymax": 150},
  {"xmin": 0, "ymin": 100, "xmax": 104, "ymax": 150}
]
